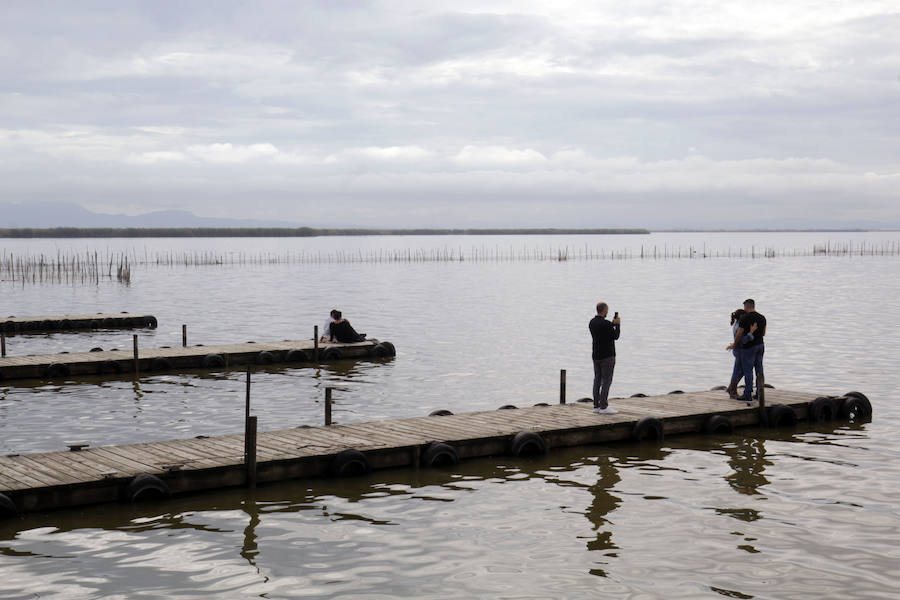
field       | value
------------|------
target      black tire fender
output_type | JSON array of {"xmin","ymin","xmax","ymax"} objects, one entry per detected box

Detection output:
[
  {"xmin": 126, "ymin": 473, "xmax": 170, "ymax": 502},
  {"xmin": 510, "ymin": 431, "xmax": 547, "ymax": 456},
  {"xmin": 576, "ymin": 397, "xmax": 593, "ymax": 403},
  {"xmin": 59, "ymin": 319, "xmax": 73, "ymax": 330},
  {"xmin": 0, "ymin": 493, "xmax": 16, "ymax": 517},
  {"xmin": 808, "ymin": 396, "xmax": 838, "ymax": 422},
  {"xmin": 533, "ymin": 402, "xmax": 550, "ymax": 407},
  {"xmin": 256, "ymin": 351, "xmax": 276, "ymax": 365},
  {"xmin": 99, "ymin": 360, "xmax": 123, "ymax": 374},
  {"xmin": 285, "ymin": 349, "xmax": 311, "ymax": 363},
  {"xmin": 767, "ymin": 404, "xmax": 798, "ymax": 427},
  {"xmin": 632, "ymin": 416, "xmax": 664, "ymax": 442},
  {"xmin": 839, "ymin": 394, "xmax": 872, "ymax": 421},
  {"xmin": 145, "ymin": 316, "xmax": 158, "ymax": 328},
  {"xmin": 630, "ymin": 393, "xmax": 647, "ymax": 398},
  {"xmin": 709, "ymin": 385, "xmax": 727, "ymax": 391},
  {"xmin": 372, "ymin": 342, "xmax": 395, "ymax": 357},
  {"xmin": 421, "ymin": 442, "xmax": 459, "ymax": 467},
  {"xmin": 331, "ymin": 449, "xmax": 370, "ymax": 477},
  {"xmin": 322, "ymin": 347, "xmax": 343, "ymax": 361},
  {"xmin": 89, "ymin": 347, "xmax": 104, "ymax": 352},
  {"xmin": 202, "ymin": 353, "xmax": 226, "ymax": 368},
  {"xmin": 150, "ymin": 357, "xmax": 172, "ymax": 372},
  {"xmin": 498, "ymin": 404, "xmax": 517, "ymax": 410},
  {"xmin": 703, "ymin": 414, "xmax": 734, "ymax": 434},
  {"xmin": 428, "ymin": 409, "xmax": 454, "ymax": 416},
  {"xmin": 46, "ymin": 362, "xmax": 71, "ymax": 379},
  {"xmin": 1, "ymin": 321, "xmax": 16, "ymax": 335},
  {"xmin": 668, "ymin": 390, "xmax": 684, "ymax": 395}
]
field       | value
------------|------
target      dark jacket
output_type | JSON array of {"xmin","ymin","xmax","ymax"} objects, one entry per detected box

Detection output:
[{"xmin": 589, "ymin": 316, "xmax": 620, "ymax": 360}]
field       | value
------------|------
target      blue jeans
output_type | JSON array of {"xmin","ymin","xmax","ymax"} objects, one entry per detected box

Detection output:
[{"xmin": 740, "ymin": 344, "xmax": 764, "ymax": 399}]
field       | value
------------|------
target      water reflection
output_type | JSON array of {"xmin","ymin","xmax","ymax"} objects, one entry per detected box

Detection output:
[{"xmin": 723, "ymin": 436, "xmax": 771, "ymax": 497}]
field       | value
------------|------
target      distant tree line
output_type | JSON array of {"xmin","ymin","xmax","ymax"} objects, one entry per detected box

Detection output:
[{"xmin": 0, "ymin": 227, "xmax": 650, "ymax": 238}]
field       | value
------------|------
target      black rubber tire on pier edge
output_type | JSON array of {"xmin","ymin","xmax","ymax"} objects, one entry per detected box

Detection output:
[
  {"xmin": 703, "ymin": 414, "xmax": 734, "ymax": 434},
  {"xmin": 839, "ymin": 394, "xmax": 872, "ymax": 421},
  {"xmin": 59, "ymin": 319, "xmax": 73, "ymax": 330},
  {"xmin": 421, "ymin": 442, "xmax": 459, "ymax": 468},
  {"xmin": 46, "ymin": 363, "xmax": 71, "ymax": 379},
  {"xmin": 331, "ymin": 449, "xmax": 371, "ymax": 477},
  {"xmin": 709, "ymin": 385, "xmax": 728, "ymax": 391},
  {"xmin": 766, "ymin": 404, "xmax": 798, "ymax": 428},
  {"xmin": 0, "ymin": 369, "xmax": 5, "ymax": 382},
  {"xmin": 428, "ymin": 409, "xmax": 454, "ymax": 416},
  {"xmin": 533, "ymin": 402, "xmax": 550, "ymax": 407},
  {"xmin": 322, "ymin": 347, "xmax": 343, "ymax": 361},
  {"xmin": 0, "ymin": 493, "xmax": 16, "ymax": 518},
  {"xmin": 808, "ymin": 396, "xmax": 838, "ymax": 422},
  {"xmin": 632, "ymin": 417, "xmax": 664, "ymax": 442},
  {"xmin": 498, "ymin": 404, "xmax": 518, "ymax": 410},
  {"xmin": 89, "ymin": 347, "xmax": 104, "ymax": 352},
  {"xmin": 144, "ymin": 316, "xmax": 158, "ymax": 328},
  {"xmin": 256, "ymin": 351, "xmax": 277, "ymax": 365},
  {"xmin": 126, "ymin": 473, "xmax": 170, "ymax": 502},
  {"xmin": 668, "ymin": 390, "xmax": 684, "ymax": 394},
  {"xmin": 202, "ymin": 354, "xmax": 226, "ymax": 368},
  {"xmin": 577, "ymin": 397, "xmax": 593, "ymax": 403},
  {"xmin": 150, "ymin": 357, "xmax": 172, "ymax": 372},
  {"xmin": 372, "ymin": 342, "xmax": 396, "ymax": 357},
  {"xmin": 510, "ymin": 431, "xmax": 547, "ymax": 457},
  {"xmin": 99, "ymin": 360, "xmax": 123, "ymax": 374},
  {"xmin": 630, "ymin": 393, "xmax": 647, "ymax": 398},
  {"xmin": 2, "ymin": 321, "xmax": 16, "ymax": 334},
  {"xmin": 285, "ymin": 349, "xmax": 311, "ymax": 363}
]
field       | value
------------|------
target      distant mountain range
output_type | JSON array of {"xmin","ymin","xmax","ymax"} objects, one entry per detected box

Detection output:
[{"xmin": 1, "ymin": 201, "xmax": 299, "ymax": 228}]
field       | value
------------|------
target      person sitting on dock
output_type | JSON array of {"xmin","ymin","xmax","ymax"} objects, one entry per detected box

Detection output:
[
  {"xmin": 320, "ymin": 309, "xmax": 339, "ymax": 342},
  {"xmin": 589, "ymin": 302, "xmax": 620, "ymax": 415},
  {"xmin": 327, "ymin": 311, "xmax": 367, "ymax": 343}
]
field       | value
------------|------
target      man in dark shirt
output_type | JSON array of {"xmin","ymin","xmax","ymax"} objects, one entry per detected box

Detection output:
[
  {"xmin": 731, "ymin": 298, "xmax": 766, "ymax": 402},
  {"xmin": 589, "ymin": 302, "xmax": 621, "ymax": 414}
]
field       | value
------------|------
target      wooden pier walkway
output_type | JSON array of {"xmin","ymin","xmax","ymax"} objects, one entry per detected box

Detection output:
[
  {"xmin": 0, "ymin": 388, "xmax": 873, "ymax": 516},
  {"xmin": 0, "ymin": 338, "xmax": 396, "ymax": 382},
  {"xmin": 2, "ymin": 312, "xmax": 158, "ymax": 334}
]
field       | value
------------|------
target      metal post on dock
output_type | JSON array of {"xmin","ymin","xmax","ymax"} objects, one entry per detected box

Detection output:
[
  {"xmin": 325, "ymin": 387, "xmax": 333, "ymax": 426},
  {"xmin": 758, "ymin": 372, "xmax": 768, "ymax": 427},
  {"xmin": 559, "ymin": 369, "xmax": 566, "ymax": 404},
  {"xmin": 245, "ymin": 416, "xmax": 257, "ymax": 488},
  {"xmin": 1, "ymin": 331, "xmax": 6, "ymax": 357},
  {"xmin": 182, "ymin": 324, "xmax": 187, "ymax": 347},
  {"xmin": 132, "ymin": 334, "xmax": 139, "ymax": 377},
  {"xmin": 245, "ymin": 368, "xmax": 251, "ymax": 420},
  {"xmin": 314, "ymin": 325, "xmax": 319, "ymax": 361}
]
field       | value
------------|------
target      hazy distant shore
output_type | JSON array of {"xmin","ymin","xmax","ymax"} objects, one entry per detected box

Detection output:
[{"xmin": 0, "ymin": 227, "xmax": 650, "ymax": 238}]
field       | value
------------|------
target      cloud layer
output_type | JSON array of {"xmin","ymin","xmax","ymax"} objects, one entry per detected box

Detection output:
[{"xmin": 1, "ymin": 1, "xmax": 899, "ymax": 227}]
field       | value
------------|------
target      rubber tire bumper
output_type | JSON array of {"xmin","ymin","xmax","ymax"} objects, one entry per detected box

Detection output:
[
  {"xmin": 421, "ymin": 442, "xmax": 459, "ymax": 467},
  {"xmin": 331, "ymin": 449, "xmax": 371, "ymax": 476},
  {"xmin": 632, "ymin": 416, "xmax": 664, "ymax": 441},
  {"xmin": 126, "ymin": 473, "xmax": 170, "ymax": 502},
  {"xmin": 509, "ymin": 431, "xmax": 547, "ymax": 457}
]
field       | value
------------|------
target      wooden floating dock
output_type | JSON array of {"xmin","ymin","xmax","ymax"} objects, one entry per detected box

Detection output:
[
  {"xmin": 0, "ymin": 338, "xmax": 395, "ymax": 382},
  {"xmin": 0, "ymin": 388, "xmax": 873, "ymax": 515},
  {"xmin": 2, "ymin": 312, "xmax": 158, "ymax": 334}
]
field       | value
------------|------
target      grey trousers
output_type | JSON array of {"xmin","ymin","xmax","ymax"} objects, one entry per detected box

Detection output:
[{"xmin": 592, "ymin": 356, "xmax": 616, "ymax": 409}]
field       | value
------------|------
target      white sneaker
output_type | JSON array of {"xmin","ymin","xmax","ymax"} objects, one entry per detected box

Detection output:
[{"xmin": 593, "ymin": 407, "xmax": 618, "ymax": 414}]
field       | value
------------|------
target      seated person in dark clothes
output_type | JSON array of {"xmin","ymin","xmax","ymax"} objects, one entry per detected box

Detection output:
[{"xmin": 328, "ymin": 311, "xmax": 366, "ymax": 342}]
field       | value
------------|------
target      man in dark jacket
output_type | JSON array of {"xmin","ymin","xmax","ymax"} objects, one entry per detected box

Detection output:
[{"xmin": 589, "ymin": 302, "xmax": 621, "ymax": 414}]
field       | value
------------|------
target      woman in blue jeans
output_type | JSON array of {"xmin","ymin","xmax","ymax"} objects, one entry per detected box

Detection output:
[{"xmin": 725, "ymin": 309, "xmax": 757, "ymax": 398}]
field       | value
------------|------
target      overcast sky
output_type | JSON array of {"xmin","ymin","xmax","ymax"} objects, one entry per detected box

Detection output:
[{"xmin": 1, "ymin": 1, "xmax": 899, "ymax": 228}]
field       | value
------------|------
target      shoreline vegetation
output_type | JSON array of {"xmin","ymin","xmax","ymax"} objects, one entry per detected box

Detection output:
[{"xmin": 0, "ymin": 227, "xmax": 649, "ymax": 238}]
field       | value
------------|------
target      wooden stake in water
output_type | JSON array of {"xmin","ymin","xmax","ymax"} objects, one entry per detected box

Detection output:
[
  {"xmin": 245, "ymin": 415, "xmax": 257, "ymax": 489},
  {"xmin": 325, "ymin": 387, "xmax": 333, "ymax": 426},
  {"xmin": 1, "ymin": 331, "xmax": 6, "ymax": 358},
  {"xmin": 314, "ymin": 325, "xmax": 319, "ymax": 361},
  {"xmin": 245, "ymin": 368, "xmax": 251, "ymax": 421},
  {"xmin": 559, "ymin": 369, "xmax": 567, "ymax": 404},
  {"xmin": 132, "ymin": 334, "xmax": 139, "ymax": 377},
  {"xmin": 758, "ymin": 372, "xmax": 767, "ymax": 427},
  {"xmin": 182, "ymin": 324, "xmax": 187, "ymax": 347}
]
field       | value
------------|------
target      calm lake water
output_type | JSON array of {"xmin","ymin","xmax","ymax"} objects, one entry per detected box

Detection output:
[{"xmin": 1, "ymin": 232, "xmax": 898, "ymax": 599}]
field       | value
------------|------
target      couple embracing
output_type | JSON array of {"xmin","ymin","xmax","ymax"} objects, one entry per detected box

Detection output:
[{"xmin": 726, "ymin": 299, "xmax": 767, "ymax": 402}]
